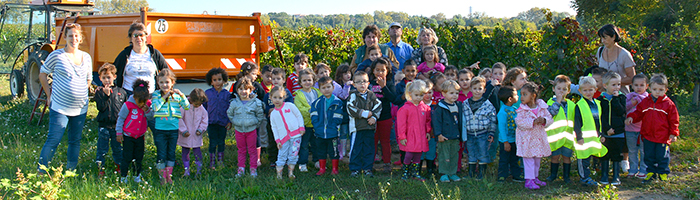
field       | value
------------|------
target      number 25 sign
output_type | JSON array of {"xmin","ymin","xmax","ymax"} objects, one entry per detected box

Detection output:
[{"xmin": 156, "ymin": 19, "xmax": 169, "ymax": 34}]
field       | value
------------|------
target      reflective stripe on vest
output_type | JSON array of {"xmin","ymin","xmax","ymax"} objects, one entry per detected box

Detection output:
[
  {"xmin": 573, "ymin": 99, "xmax": 608, "ymax": 159},
  {"xmin": 546, "ymin": 98, "xmax": 576, "ymax": 151}
]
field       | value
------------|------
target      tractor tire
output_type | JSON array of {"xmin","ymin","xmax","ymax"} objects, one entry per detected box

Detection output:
[
  {"xmin": 24, "ymin": 50, "xmax": 49, "ymax": 103},
  {"xmin": 10, "ymin": 69, "xmax": 25, "ymax": 98}
]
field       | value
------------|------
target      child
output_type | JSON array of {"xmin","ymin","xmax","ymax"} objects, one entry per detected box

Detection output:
[
  {"xmin": 417, "ymin": 45, "xmax": 445, "ymax": 79},
  {"xmin": 430, "ymin": 72, "xmax": 447, "ymax": 105},
  {"xmin": 116, "ymin": 80, "xmax": 151, "ymax": 183},
  {"xmin": 396, "ymin": 60, "xmax": 418, "ymax": 106},
  {"xmin": 233, "ymin": 62, "xmax": 267, "ymax": 167},
  {"xmin": 314, "ymin": 63, "xmax": 343, "ymax": 96},
  {"xmin": 626, "ymin": 73, "xmax": 679, "ymax": 183},
  {"xmin": 264, "ymin": 68, "xmax": 295, "ymax": 166},
  {"xmin": 293, "ymin": 68, "xmax": 321, "ymax": 172},
  {"xmin": 310, "ymin": 76, "xmax": 344, "ymax": 175},
  {"xmin": 356, "ymin": 45, "xmax": 385, "ymax": 73},
  {"xmin": 204, "ymin": 67, "xmax": 231, "ymax": 169},
  {"xmin": 625, "ymin": 74, "xmax": 649, "ymax": 178},
  {"xmin": 368, "ymin": 57, "xmax": 400, "ymax": 172},
  {"xmin": 515, "ymin": 82, "xmax": 553, "ymax": 190},
  {"xmin": 420, "ymin": 80, "xmax": 438, "ymax": 178},
  {"xmin": 497, "ymin": 86, "xmax": 523, "ymax": 182},
  {"xmin": 545, "ymin": 75, "xmax": 576, "ymax": 183},
  {"xmin": 444, "ymin": 65, "xmax": 458, "ymax": 81},
  {"xmin": 479, "ymin": 68, "xmax": 492, "ymax": 82},
  {"xmin": 490, "ymin": 62, "xmax": 507, "ymax": 86},
  {"xmin": 573, "ymin": 76, "xmax": 608, "ymax": 187},
  {"xmin": 269, "ymin": 86, "xmax": 305, "ymax": 179},
  {"xmin": 597, "ymin": 72, "xmax": 628, "ymax": 185},
  {"xmin": 177, "ymin": 88, "xmax": 208, "ymax": 177},
  {"xmin": 397, "ymin": 79, "xmax": 431, "ymax": 181},
  {"xmin": 433, "ymin": 80, "xmax": 463, "ymax": 182},
  {"xmin": 347, "ymin": 71, "xmax": 382, "ymax": 177},
  {"xmin": 457, "ymin": 69, "xmax": 474, "ymax": 102},
  {"xmin": 488, "ymin": 67, "xmax": 528, "ymax": 160},
  {"xmin": 333, "ymin": 64, "xmax": 353, "ymax": 159},
  {"xmin": 152, "ymin": 68, "xmax": 190, "ymax": 184},
  {"xmin": 94, "ymin": 63, "xmax": 126, "ymax": 177},
  {"xmin": 287, "ymin": 53, "xmax": 309, "ymax": 95},
  {"xmin": 261, "ymin": 64, "xmax": 274, "ymax": 93},
  {"xmin": 228, "ymin": 78, "xmax": 266, "ymax": 177},
  {"xmin": 462, "ymin": 76, "xmax": 497, "ymax": 180}
]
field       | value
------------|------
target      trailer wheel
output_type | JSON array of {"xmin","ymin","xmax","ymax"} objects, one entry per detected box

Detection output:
[
  {"xmin": 25, "ymin": 50, "xmax": 49, "ymax": 103},
  {"xmin": 10, "ymin": 69, "xmax": 25, "ymax": 98}
]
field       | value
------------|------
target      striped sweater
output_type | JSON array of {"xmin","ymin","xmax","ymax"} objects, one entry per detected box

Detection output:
[{"xmin": 40, "ymin": 49, "xmax": 92, "ymax": 116}]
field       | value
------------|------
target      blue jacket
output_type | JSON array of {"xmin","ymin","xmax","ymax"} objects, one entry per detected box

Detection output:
[
  {"xmin": 497, "ymin": 103, "xmax": 517, "ymax": 143},
  {"xmin": 432, "ymin": 100, "xmax": 463, "ymax": 140},
  {"xmin": 310, "ymin": 95, "xmax": 344, "ymax": 139}
]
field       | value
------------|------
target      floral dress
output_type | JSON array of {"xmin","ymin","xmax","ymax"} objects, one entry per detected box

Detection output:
[{"xmin": 515, "ymin": 99, "xmax": 554, "ymax": 158}]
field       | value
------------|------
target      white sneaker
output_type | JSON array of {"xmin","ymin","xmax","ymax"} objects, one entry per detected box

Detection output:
[
  {"xmin": 299, "ymin": 164, "xmax": 308, "ymax": 172},
  {"xmin": 133, "ymin": 174, "xmax": 142, "ymax": 183},
  {"xmin": 621, "ymin": 161, "xmax": 629, "ymax": 173},
  {"xmin": 315, "ymin": 161, "xmax": 320, "ymax": 169}
]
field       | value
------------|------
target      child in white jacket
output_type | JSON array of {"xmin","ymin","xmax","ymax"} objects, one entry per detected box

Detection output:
[{"xmin": 269, "ymin": 87, "xmax": 306, "ymax": 179}]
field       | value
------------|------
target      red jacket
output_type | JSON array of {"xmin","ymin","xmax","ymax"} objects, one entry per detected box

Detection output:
[{"xmin": 627, "ymin": 95, "xmax": 679, "ymax": 144}]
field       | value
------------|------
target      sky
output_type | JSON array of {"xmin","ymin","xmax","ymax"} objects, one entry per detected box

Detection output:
[{"xmin": 147, "ymin": 0, "xmax": 577, "ymax": 18}]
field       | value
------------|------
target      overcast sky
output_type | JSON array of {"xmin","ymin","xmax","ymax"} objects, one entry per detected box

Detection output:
[{"xmin": 148, "ymin": 0, "xmax": 577, "ymax": 18}]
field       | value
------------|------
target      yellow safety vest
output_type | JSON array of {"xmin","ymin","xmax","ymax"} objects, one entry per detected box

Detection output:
[
  {"xmin": 573, "ymin": 98, "xmax": 608, "ymax": 159},
  {"xmin": 546, "ymin": 98, "xmax": 576, "ymax": 152}
]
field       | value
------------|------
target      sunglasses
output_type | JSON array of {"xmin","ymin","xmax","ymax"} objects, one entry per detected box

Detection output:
[{"xmin": 131, "ymin": 33, "xmax": 147, "ymax": 38}]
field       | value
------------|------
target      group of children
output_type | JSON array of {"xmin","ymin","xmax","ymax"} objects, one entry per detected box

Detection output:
[{"xmin": 93, "ymin": 49, "xmax": 679, "ymax": 189}]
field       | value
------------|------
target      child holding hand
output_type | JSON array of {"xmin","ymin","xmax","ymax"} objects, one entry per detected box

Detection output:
[{"xmin": 515, "ymin": 82, "xmax": 553, "ymax": 190}]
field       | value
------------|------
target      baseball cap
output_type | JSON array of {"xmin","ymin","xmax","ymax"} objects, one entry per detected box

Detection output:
[{"xmin": 389, "ymin": 22, "xmax": 402, "ymax": 28}]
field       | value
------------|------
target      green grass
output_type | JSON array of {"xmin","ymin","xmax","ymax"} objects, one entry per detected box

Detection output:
[{"xmin": 0, "ymin": 74, "xmax": 698, "ymax": 199}]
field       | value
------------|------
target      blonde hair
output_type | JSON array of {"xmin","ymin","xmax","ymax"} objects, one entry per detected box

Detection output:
[
  {"xmin": 416, "ymin": 27, "xmax": 439, "ymax": 45},
  {"xmin": 405, "ymin": 79, "xmax": 430, "ymax": 101},
  {"xmin": 579, "ymin": 76, "xmax": 597, "ymax": 89},
  {"xmin": 602, "ymin": 71, "xmax": 622, "ymax": 85},
  {"xmin": 441, "ymin": 80, "xmax": 460, "ymax": 93}
]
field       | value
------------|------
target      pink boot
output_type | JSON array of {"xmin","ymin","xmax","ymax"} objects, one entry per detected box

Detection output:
[
  {"xmin": 533, "ymin": 178, "xmax": 547, "ymax": 186},
  {"xmin": 525, "ymin": 179, "xmax": 540, "ymax": 190}
]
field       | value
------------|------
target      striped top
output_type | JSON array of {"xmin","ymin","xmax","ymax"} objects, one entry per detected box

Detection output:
[{"xmin": 40, "ymin": 49, "xmax": 92, "ymax": 116}]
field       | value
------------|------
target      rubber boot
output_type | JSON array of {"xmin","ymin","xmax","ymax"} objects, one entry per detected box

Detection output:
[
  {"xmin": 288, "ymin": 164, "xmax": 296, "ymax": 179},
  {"xmin": 419, "ymin": 160, "xmax": 425, "ymax": 176},
  {"xmin": 195, "ymin": 161, "xmax": 203, "ymax": 176},
  {"xmin": 159, "ymin": 168, "xmax": 167, "ymax": 185},
  {"xmin": 612, "ymin": 162, "xmax": 621, "ymax": 185},
  {"xmin": 183, "ymin": 161, "xmax": 191, "ymax": 177},
  {"xmin": 401, "ymin": 164, "xmax": 410, "ymax": 180},
  {"xmin": 468, "ymin": 164, "xmax": 477, "ymax": 178},
  {"xmin": 600, "ymin": 161, "xmax": 610, "ymax": 184},
  {"xmin": 316, "ymin": 159, "xmax": 327, "ymax": 176},
  {"xmin": 209, "ymin": 154, "xmax": 216, "ymax": 169},
  {"xmin": 478, "ymin": 164, "xmax": 487, "ymax": 180},
  {"xmin": 411, "ymin": 163, "xmax": 425, "ymax": 181},
  {"xmin": 217, "ymin": 152, "xmax": 224, "ymax": 168},
  {"xmin": 276, "ymin": 166, "xmax": 284, "ymax": 179},
  {"xmin": 165, "ymin": 167, "xmax": 174, "ymax": 184},
  {"xmin": 547, "ymin": 163, "xmax": 559, "ymax": 181},
  {"xmin": 426, "ymin": 160, "xmax": 435, "ymax": 179},
  {"xmin": 331, "ymin": 159, "xmax": 339, "ymax": 175},
  {"xmin": 562, "ymin": 163, "xmax": 571, "ymax": 183}
]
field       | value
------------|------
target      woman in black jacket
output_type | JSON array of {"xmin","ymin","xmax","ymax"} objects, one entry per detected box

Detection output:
[{"xmin": 113, "ymin": 22, "xmax": 168, "ymax": 95}]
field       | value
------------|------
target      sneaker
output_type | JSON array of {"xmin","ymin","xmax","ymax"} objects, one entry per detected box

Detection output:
[
  {"xmin": 250, "ymin": 168, "xmax": 258, "ymax": 178},
  {"xmin": 276, "ymin": 173, "xmax": 283, "ymax": 179},
  {"xmin": 621, "ymin": 160, "xmax": 629, "ymax": 174},
  {"xmin": 314, "ymin": 161, "xmax": 320, "ymax": 169},
  {"xmin": 382, "ymin": 163, "xmax": 392, "ymax": 173},
  {"xmin": 600, "ymin": 179, "xmax": 610, "ymax": 185},
  {"xmin": 658, "ymin": 174, "xmax": 668, "ymax": 181},
  {"xmin": 235, "ymin": 167, "xmax": 245, "ymax": 177},
  {"xmin": 512, "ymin": 175, "xmax": 525, "ymax": 182},
  {"xmin": 642, "ymin": 172, "xmax": 655, "ymax": 183},
  {"xmin": 497, "ymin": 177, "xmax": 506, "ymax": 182},
  {"xmin": 133, "ymin": 174, "xmax": 142, "ymax": 183},
  {"xmin": 440, "ymin": 175, "xmax": 450, "ymax": 182},
  {"xmin": 449, "ymin": 174, "xmax": 461, "ymax": 182},
  {"xmin": 364, "ymin": 171, "xmax": 374, "ymax": 178},
  {"xmin": 581, "ymin": 177, "xmax": 599, "ymax": 186},
  {"xmin": 120, "ymin": 177, "xmax": 128, "ymax": 183},
  {"xmin": 637, "ymin": 173, "xmax": 647, "ymax": 179},
  {"xmin": 533, "ymin": 178, "xmax": 547, "ymax": 186},
  {"xmin": 350, "ymin": 171, "xmax": 360, "ymax": 177},
  {"xmin": 525, "ymin": 179, "xmax": 540, "ymax": 190},
  {"xmin": 611, "ymin": 178, "xmax": 621, "ymax": 186},
  {"xmin": 627, "ymin": 172, "xmax": 637, "ymax": 177},
  {"xmin": 299, "ymin": 165, "xmax": 308, "ymax": 172}
]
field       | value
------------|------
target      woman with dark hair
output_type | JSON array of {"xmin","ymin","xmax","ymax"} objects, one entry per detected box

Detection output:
[
  {"xmin": 37, "ymin": 24, "xmax": 93, "ymax": 173},
  {"xmin": 113, "ymin": 22, "xmax": 168, "ymax": 95},
  {"xmin": 597, "ymin": 24, "xmax": 636, "ymax": 93},
  {"xmin": 349, "ymin": 25, "xmax": 400, "ymax": 74}
]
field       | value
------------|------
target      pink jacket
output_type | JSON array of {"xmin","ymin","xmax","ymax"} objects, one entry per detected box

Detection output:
[
  {"xmin": 417, "ymin": 62, "xmax": 445, "ymax": 74},
  {"xmin": 177, "ymin": 105, "xmax": 208, "ymax": 148},
  {"xmin": 397, "ymin": 101, "xmax": 432, "ymax": 152},
  {"xmin": 270, "ymin": 102, "xmax": 305, "ymax": 145},
  {"xmin": 515, "ymin": 99, "xmax": 553, "ymax": 158},
  {"xmin": 625, "ymin": 91, "xmax": 648, "ymax": 132}
]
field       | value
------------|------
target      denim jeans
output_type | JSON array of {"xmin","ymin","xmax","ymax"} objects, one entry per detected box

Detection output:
[
  {"xmin": 38, "ymin": 109, "xmax": 87, "ymax": 172},
  {"xmin": 95, "ymin": 127, "xmax": 123, "ymax": 165},
  {"xmin": 466, "ymin": 133, "xmax": 491, "ymax": 164},
  {"xmin": 626, "ymin": 131, "xmax": 647, "ymax": 174},
  {"xmin": 153, "ymin": 129, "xmax": 178, "ymax": 169},
  {"xmin": 298, "ymin": 127, "xmax": 314, "ymax": 165},
  {"xmin": 498, "ymin": 142, "xmax": 521, "ymax": 178},
  {"xmin": 643, "ymin": 139, "xmax": 671, "ymax": 174}
]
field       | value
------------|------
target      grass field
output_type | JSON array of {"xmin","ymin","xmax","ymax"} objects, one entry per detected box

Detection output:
[{"xmin": 0, "ymin": 74, "xmax": 698, "ymax": 199}]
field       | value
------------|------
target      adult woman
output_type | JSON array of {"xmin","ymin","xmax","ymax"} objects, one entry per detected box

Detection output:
[
  {"xmin": 597, "ymin": 24, "xmax": 636, "ymax": 93},
  {"xmin": 113, "ymin": 22, "xmax": 168, "ymax": 95},
  {"xmin": 37, "ymin": 24, "xmax": 93, "ymax": 173},
  {"xmin": 411, "ymin": 27, "xmax": 479, "ymax": 69},
  {"xmin": 349, "ymin": 25, "xmax": 399, "ymax": 73}
]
